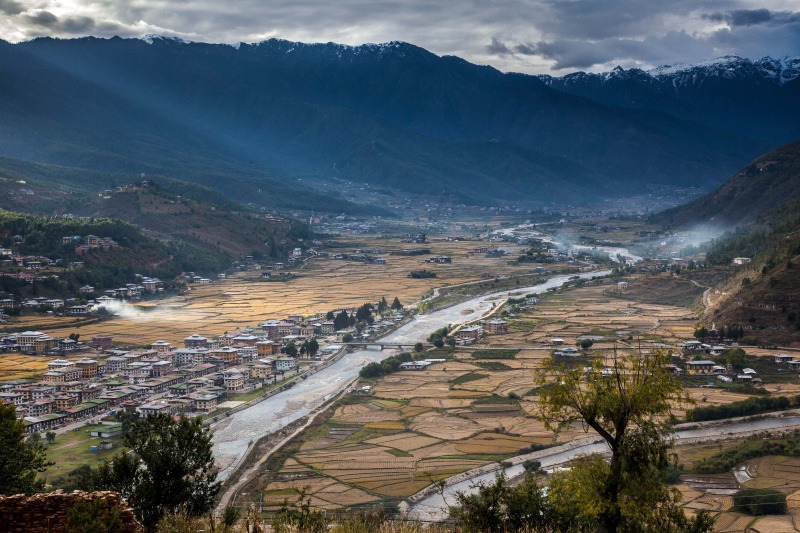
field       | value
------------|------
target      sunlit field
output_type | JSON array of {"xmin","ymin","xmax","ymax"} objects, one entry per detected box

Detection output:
[
  {"xmin": 5, "ymin": 237, "xmax": 528, "ymax": 346},
  {"xmin": 0, "ymin": 353, "xmax": 59, "ymax": 381}
]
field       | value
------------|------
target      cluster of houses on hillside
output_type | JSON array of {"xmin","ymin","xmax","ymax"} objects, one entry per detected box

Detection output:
[
  {"xmin": 62, "ymin": 234, "xmax": 118, "ymax": 252},
  {"xmin": 0, "ymin": 276, "xmax": 165, "ymax": 319}
]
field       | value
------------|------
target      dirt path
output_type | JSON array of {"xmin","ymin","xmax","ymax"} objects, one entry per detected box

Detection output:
[{"xmin": 688, "ymin": 279, "xmax": 712, "ymax": 313}]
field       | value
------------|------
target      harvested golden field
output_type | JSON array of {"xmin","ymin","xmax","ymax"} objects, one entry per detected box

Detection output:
[
  {"xmin": 9, "ymin": 236, "xmax": 529, "ymax": 345},
  {"xmin": 0, "ymin": 353, "xmax": 58, "ymax": 381},
  {"xmin": 238, "ymin": 282, "xmax": 799, "ymax": 515}
]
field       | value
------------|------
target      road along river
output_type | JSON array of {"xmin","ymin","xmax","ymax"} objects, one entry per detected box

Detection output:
[
  {"xmin": 407, "ymin": 415, "xmax": 800, "ymax": 521},
  {"xmin": 210, "ymin": 269, "xmax": 611, "ymax": 482}
]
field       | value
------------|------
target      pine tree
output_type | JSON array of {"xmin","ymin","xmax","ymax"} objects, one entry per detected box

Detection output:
[{"xmin": 0, "ymin": 403, "xmax": 52, "ymax": 495}]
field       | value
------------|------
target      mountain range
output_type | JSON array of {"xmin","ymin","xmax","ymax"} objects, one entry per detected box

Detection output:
[
  {"xmin": 0, "ymin": 37, "xmax": 798, "ymax": 208},
  {"xmin": 539, "ymin": 56, "xmax": 800, "ymax": 145}
]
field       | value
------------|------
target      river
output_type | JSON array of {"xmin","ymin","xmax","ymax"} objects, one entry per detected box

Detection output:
[
  {"xmin": 210, "ymin": 269, "xmax": 611, "ymax": 481},
  {"xmin": 489, "ymin": 223, "xmax": 643, "ymax": 264},
  {"xmin": 407, "ymin": 414, "xmax": 800, "ymax": 521}
]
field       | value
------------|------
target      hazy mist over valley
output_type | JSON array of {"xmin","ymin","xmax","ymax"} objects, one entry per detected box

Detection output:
[{"xmin": 0, "ymin": 2, "xmax": 799, "ymax": 532}]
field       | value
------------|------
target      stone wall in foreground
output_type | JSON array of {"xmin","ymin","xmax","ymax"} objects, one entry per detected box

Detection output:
[{"xmin": 0, "ymin": 490, "xmax": 141, "ymax": 532}]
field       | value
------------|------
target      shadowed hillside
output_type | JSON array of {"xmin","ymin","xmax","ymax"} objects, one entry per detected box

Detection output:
[{"xmin": 654, "ymin": 142, "xmax": 800, "ymax": 229}]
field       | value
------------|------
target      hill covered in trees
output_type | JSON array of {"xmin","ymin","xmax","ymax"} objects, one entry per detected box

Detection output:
[{"xmin": 655, "ymin": 142, "xmax": 800, "ymax": 229}]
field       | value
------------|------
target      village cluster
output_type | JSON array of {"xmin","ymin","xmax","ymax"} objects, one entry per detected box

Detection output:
[{"xmin": 0, "ymin": 304, "xmax": 421, "ymax": 436}]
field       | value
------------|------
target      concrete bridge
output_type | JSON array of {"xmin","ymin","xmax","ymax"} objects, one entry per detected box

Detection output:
[{"xmin": 341, "ymin": 342, "xmax": 432, "ymax": 351}]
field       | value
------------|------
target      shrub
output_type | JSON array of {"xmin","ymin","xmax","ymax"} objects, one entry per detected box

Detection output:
[
  {"xmin": 692, "ymin": 431, "xmax": 800, "ymax": 474},
  {"xmin": 687, "ymin": 395, "xmax": 797, "ymax": 422},
  {"xmin": 471, "ymin": 349, "xmax": 519, "ymax": 360},
  {"xmin": 522, "ymin": 459, "xmax": 541, "ymax": 472},
  {"xmin": 66, "ymin": 498, "xmax": 123, "ymax": 533},
  {"xmin": 732, "ymin": 488, "xmax": 787, "ymax": 515}
]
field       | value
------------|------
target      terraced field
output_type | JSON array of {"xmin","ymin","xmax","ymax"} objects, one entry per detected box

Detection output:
[{"xmin": 235, "ymin": 282, "xmax": 739, "ymax": 513}]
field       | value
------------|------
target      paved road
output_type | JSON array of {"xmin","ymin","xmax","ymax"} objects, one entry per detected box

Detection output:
[
  {"xmin": 210, "ymin": 269, "xmax": 611, "ymax": 482},
  {"xmin": 408, "ymin": 415, "xmax": 800, "ymax": 521}
]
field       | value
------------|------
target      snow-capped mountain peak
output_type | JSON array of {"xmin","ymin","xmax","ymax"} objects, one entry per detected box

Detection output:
[{"xmin": 646, "ymin": 55, "xmax": 800, "ymax": 84}]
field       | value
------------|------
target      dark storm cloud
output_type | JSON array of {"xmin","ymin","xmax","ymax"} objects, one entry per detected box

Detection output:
[
  {"xmin": 0, "ymin": 1, "xmax": 797, "ymax": 74},
  {"xmin": 486, "ymin": 37, "xmax": 512, "ymax": 55},
  {"xmin": 23, "ymin": 11, "xmax": 97, "ymax": 33},
  {"xmin": 703, "ymin": 8, "xmax": 800, "ymax": 26},
  {"xmin": 0, "ymin": 0, "xmax": 24, "ymax": 16}
]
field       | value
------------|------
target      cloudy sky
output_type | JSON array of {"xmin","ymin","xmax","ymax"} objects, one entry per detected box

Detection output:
[{"xmin": 1, "ymin": 0, "xmax": 798, "ymax": 74}]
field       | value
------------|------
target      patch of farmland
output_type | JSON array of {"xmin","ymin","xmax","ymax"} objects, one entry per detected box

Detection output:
[
  {"xmin": 410, "ymin": 442, "xmax": 462, "ymax": 458},
  {"xmin": 410, "ymin": 411, "xmax": 483, "ymax": 440},
  {"xmin": 312, "ymin": 484, "xmax": 380, "ymax": 507},
  {"xmin": 333, "ymin": 403, "xmax": 402, "ymax": 424},
  {"xmin": 365, "ymin": 420, "xmax": 405, "ymax": 430},
  {"xmin": 682, "ymin": 473, "xmax": 738, "ymax": 495},
  {"xmin": 709, "ymin": 513, "xmax": 754, "ymax": 532},
  {"xmin": 748, "ymin": 515, "xmax": 796, "ymax": 532},
  {"xmin": 365, "ymin": 432, "xmax": 442, "ymax": 451},
  {"xmin": 788, "ymin": 488, "xmax": 800, "ymax": 509},
  {"xmin": 409, "ymin": 398, "xmax": 475, "ymax": 408},
  {"xmin": 453, "ymin": 433, "xmax": 533, "ymax": 454},
  {"xmin": 0, "ymin": 354, "xmax": 58, "ymax": 381},
  {"xmin": 742, "ymin": 457, "xmax": 800, "ymax": 493}
]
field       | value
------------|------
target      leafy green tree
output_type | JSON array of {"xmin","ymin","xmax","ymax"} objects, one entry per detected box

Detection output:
[
  {"xmin": 0, "ymin": 403, "xmax": 52, "ymax": 495},
  {"xmin": 378, "ymin": 297, "xmax": 388, "ymax": 313},
  {"xmin": 536, "ymin": 350, "xmax": 713, "ymax": 532},
  {"xmin": 414, "ymin": 342, "xmax": 425, "ymax": 353},
  {"xmin": 333, "ymin": 310, "xmax": 349, "ymax": 331},
  {"xmin": 578, "ymin": 339, "xmax": 594, "ymax": 350},
  {"xmin": 45, "ymin": 431, "xmax": 56, "ymax": 444},
  {"xmin": 693, "ymin": 327, "xmax": 709, "ymax": 340},
  {"xmin": 355, "ymin": 303, "xmax": 373, "ymax": 322},
  {"xmin": 307, "ymin": 338, "xmax": 319, "ymax": 358},
  {"xmin": 359, "ymin": 362, "xmax": 385, "ymax": 379},
  {"xmin": 90, "ymin": 414, "xmax": 218, "ymax": 529},
  {"xmin": 342, "ymin": 333, "xmax": 353, "ymax": 343},
  {"xmin": 114, "ymin": 410, "xmax": 140, "ymax": 436},
  {"xmin": 453, "ymin": 473, "xmax": 552, "ymax": 532},
  {"xmin": 283, "ymin": 342, "xmax": 298, "ymax": 357},
  {"xmin": 220, "ymin": 504, "xmax": 241, "ymax": 530},
  {"xmin": 391, "ymin": 297, "xmax": 403, "ymax": 310},
  {"xmin": 733, "ymin": 488, "xmax": 787, "ymax": 515},
  {"xmin": 273, "ymin": 488, "xmax": 327, "ymax": 533}
]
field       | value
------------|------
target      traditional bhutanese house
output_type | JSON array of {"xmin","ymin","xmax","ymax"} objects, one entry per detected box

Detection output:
[
  {"xmin": 456, "ymin": 326, "xmax": 483, "ymax": 341},
  {"xmin": 151, "ymin": 340, "xmax": 172, "ymax": 353},
  {"xmin": 485, "ymin": 319, "xmax": 509, "ymax": 334},
  {"xmin": 686, "ymin": 360, "xmax": 716, "ymax": 374},
  {"xmin": 256, "ymin": 340, "xmax": 279, "ymax": 356}
]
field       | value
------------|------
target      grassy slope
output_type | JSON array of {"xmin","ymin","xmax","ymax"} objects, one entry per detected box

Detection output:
[{"xmin": 704, "ymin": 232, "xmax": 800, "ymax": 345}]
